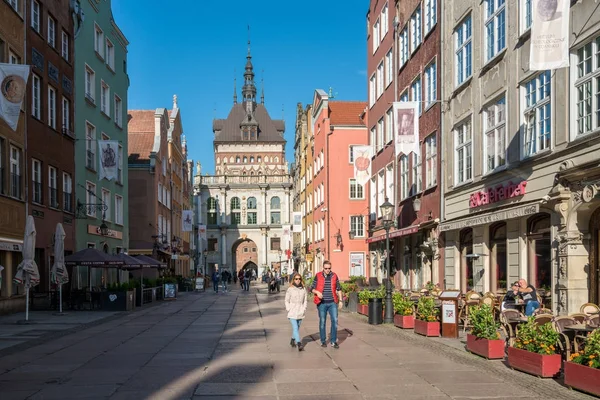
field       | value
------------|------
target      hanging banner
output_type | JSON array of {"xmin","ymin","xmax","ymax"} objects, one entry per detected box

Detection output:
[
  {"xmin": 352, "ymin": 145, "xmax": 373, "ymax": 185},
  {"xmin": 529, "ymin": 0, "xmax": 570, "ymax": 70},
  {"xmin": 0, "ymin": 63, "xmax": 30, "ymax": 131},
  {"xmin": 393, "ymin": 101, "xmax": 419, "ymax": 158},
  {"xmin": 198, "ymin": 225, "xmax": 206, "ymax": 240},
  {"xmin": 182, "ymin": 210, "xmax": 193, "ymax": 232},
  {"xmin": 98, "ymin": 140, "xmax": 119, "ymax": 181},
  {"xmin": 292, "ymin": 212, "xmax": 302, "ymax": 232}
]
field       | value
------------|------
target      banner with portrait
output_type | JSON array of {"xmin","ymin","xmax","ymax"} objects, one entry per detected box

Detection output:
[
  {"xmin": 393, "ymin": 101, "xmax": 419, "ymax": 158},
  {"xmin": 182, "ymin": 210, "xmax": 193, "ymax": 232},
  {"xmin": 352, "ymin": 145, "xmax": 373, "ymax": 186},
  {"xmin": 198, "ymin": 224, "xmax": 206, "ymax": 240},
  {"xmin": 292, "ymin": 212, "xmax": 302, "ymax": 232},
  {"xmin": 0, "ymin": 63, "xmax": 30, "ymax": 131},
  {"xmin": 529, "ymin": 0, "xmax": 570, "ymax": 70},
  {"xmin": 98, "ymin": 140, "xmax": 119, "ymax": 181}
]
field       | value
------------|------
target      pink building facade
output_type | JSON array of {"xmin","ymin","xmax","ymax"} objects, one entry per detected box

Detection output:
[{"xmin": 309, "ymin": 90, "xmax": 369, "ymax": 281}]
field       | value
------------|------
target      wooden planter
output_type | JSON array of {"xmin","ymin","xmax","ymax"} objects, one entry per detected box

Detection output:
[
  {"xmin": 358, "ymin": 304, "xmax": 368, "ymax": 315},
  {"xmin": 507, "ymin": 347, "xmax": 561, "ymax": 378},
  {"xmin": 564, "ymin": 361, "xmax": 600, "ymax": 397},
  {"xmin": 414, "ymin": 319, "xmax": 440, "ymax": 337},
  {"xmin": 394, "ymin": 314, "xmax": 414, "ymax": 329},
  {"xmin": 466, "ymin": 334, "xmax": 505, "ymax": 359}
]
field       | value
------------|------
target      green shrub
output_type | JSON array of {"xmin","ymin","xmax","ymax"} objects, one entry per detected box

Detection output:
[
  {"xmin": 416, "ymin": 296, "xmax": 438, "ymax": 322},
  {"xmin": 392, "ymin": 292, "xmax": 414, "ymax": 316},
  {"xmin": 469, "ymin": 304, "xmax": 500, "ymax": 340}
]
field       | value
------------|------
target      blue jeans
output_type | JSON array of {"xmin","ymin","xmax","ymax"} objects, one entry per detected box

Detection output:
[
  {"xmin": 289, "ymin": 318, "xmax": 302, "ymax": 343},
  {"xmin": 525, "ymin": 301, "xmax": 540, "ymax": 316},
  {"xmin": 213, "ymin": 281, "xmax": 219, "ymax": 293},
  {"xmin": 317, "ymin": 302, "xmax": 338, "ymax": 344},
  {"xmin": 244, "ymin": 278, "xmax": 250, "ymax": 291},
  {"xmin": 222, "ymin": 280, "xmax": 228, "ymax": 291}
]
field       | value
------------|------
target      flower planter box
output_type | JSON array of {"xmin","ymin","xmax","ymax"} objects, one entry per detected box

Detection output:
[
  {"xmin": 394, "ymin": 314, "xmax": 414, "ymax": 329},
  {"xmin": 564, "ymin": 361, "xmax": 600, "ymax": 397},
  {"xmin": 466, "ymin": 334, "xmax": 505, "ymax": 360},
  {"xmin": 414, "ymin": 319, "xmax": 440, "ymax": 337},
  {"xmin": 507, "ymin": 347, "xmax": 561, "ymax": 378},
  {"xmin": 358, "ymin": 304, "xmax": 368, "ymax": 315}
]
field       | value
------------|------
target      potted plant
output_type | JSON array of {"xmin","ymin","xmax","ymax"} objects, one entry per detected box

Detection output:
[
  {"xmin": 414, "ymin": 296, "xmax": 440, "ymax": 337},
  {"xmin": 357, "ymin": 290, "xmax": 373, "ymax": 315},
  {"xmin": 392, "ymin": 292, "xmax": 414, "ymax": 329},
  {"xmin": 466, "ymin": 304, "xmax": 504, "ymax": 359},
  {"xmin": 508, "ymin": 317, "xmax": 561, "ymax": 378},
  {"xmin": 565, "ymin": 328, "xmax": 600, "ymax": 396},
  {"xmin": 341, "ymin": 282, "xmax": 358, "ymax": 313}
]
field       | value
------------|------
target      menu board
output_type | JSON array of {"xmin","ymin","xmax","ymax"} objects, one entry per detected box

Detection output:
[{"xmin": 164, "ymin": 283, "xmax": 177, "ymax": 299}]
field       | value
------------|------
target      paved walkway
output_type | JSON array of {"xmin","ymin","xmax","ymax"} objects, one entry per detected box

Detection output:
[{"xmin": 0, "ymin": 284, "xmax": 594, "ymax": 399}]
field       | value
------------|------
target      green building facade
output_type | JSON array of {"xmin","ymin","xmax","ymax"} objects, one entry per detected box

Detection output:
[{"xmin": 74, "ymin": 0, "xmax": 129, "ymax": 256}]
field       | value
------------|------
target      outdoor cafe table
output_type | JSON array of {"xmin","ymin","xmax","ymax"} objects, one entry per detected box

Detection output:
[{"xmin": 564, "ymin": 324, "xmax": 596, "ymax": 334}]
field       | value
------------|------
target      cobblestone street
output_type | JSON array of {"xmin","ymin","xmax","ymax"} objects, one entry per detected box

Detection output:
[{"xmin": 0, "ymin": 285, "xmax": 593, "ymax": 400}]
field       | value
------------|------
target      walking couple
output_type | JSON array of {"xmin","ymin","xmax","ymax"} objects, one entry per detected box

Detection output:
[{"xmin": 284, "ymin": 260, "xmax": 343, "ymax": 351}]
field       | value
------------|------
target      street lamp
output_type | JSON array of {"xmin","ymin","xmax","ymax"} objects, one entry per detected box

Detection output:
[
  {"xmin": 99, "ymin": 221, "xmax": 109, "ymax": 236},
  {"xmin": 278, "ymin": 248, "xmax": 282, "ymax": 271},
  {"xmin": 202, "ymin": 249, "xmax": 208, "ymax": 276},
  {"xmin": 380, "ymin": 197, "xmax": 395, "ymax": 324}
]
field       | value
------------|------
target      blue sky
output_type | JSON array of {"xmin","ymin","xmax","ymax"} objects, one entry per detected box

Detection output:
[{"xmin": 112, "ymin": 0, "xmax": 367, "ymax": 173}]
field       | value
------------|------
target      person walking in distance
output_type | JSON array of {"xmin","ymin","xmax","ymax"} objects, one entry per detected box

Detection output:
[
  {"xmin": 310, "ymin": 261, "xmax": 343, "ymax": 348},
  {"xmin": 285, "ymin": 273, "xmax": 308, "ymax": 351},
  {"xmin": 211, "ymin": 268, "xmax": 221, "ymax": 294},
  {"xmin": 221, "ymin": 269, "xmax": 230, "ymax": 293},
  {"xmin": 244, "ymin": 268, "xmax": 252, "ymax": 291}
]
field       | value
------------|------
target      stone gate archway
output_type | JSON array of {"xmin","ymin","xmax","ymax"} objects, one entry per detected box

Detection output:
[{"xmin": 232, "ymin": 238, "xmax": 258, "ymax": 278}]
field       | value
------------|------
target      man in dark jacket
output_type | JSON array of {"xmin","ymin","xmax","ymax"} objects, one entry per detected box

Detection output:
[{"xmin": 310, "ymin": 261, "xmax": 343, "ymax": 348}]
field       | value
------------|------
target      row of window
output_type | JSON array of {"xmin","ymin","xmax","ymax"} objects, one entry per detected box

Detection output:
[
  {"xmin": 94, "ymin": 22, "xmax": 116, "ymax": 71},
  {"xmin": 30, "ymin": 0, "xmax": 70, "ymax": 62},
  {"xmin": 303, "ymin": 215, "xmax": 366, "ymax": 247},
  {"xmin": 0, "ymin": 139, "xmax": 23, "ymax": 199},
  {"xmin": 157, "ymin": 183, "xmax": 171, "ymax": 209},
  {"xmin": 206, "ymin": 237, "xmax": 281, "ymax": 252},
  {"xmin": 30, "ymin": 158, "xmax": 72, "ymax": 211},
  {"xmin": 84, "ymin": 66, "xmax": 123, "ymax": 126},
  {"xmin": 31, "ymin": 75, "xmax": 71, "ymax": 131},
  {"xmin": 215, "ymin": 155, "xmax": 280, "ymax": 165},
  {"xmin": 84, "ymin": 123, "xmax": 124, "ymax": 181},
  {"xmin": 205, "ymin": 196, "xmax": 283, "ymax": 225},
  {"xmin": 398, "ymin": 0, "xmax": 437, "ymax": 67},
  {"xmin": 157, "ymin": 214, "xmax": 171, "ymax": 245},
  {"xmin": 84, "ymin": 181, "xmax": 124, "ymax": 225}
]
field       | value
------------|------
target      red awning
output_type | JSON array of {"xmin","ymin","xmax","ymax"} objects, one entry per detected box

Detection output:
[{"xmin": 366, "ymin": 225, "xmax": 419, "ymax": 244}]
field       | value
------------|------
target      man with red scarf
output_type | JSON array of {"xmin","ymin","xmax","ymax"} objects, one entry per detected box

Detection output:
[{"xmin": 310, "ymin": 260, "xmax": 343, "ymax": 348}]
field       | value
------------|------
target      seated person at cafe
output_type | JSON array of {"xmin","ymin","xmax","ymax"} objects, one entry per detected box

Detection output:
[
  {"xmin": 516, "ymin": 279, "xmax": 540, "ymax": 316},
  {"xmin": 501, "ymin": 281, "xmax": 520, "ymax": 311}
]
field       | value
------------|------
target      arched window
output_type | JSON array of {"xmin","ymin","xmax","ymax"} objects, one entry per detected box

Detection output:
[
  {"xmin": 250, "ymin": 171, "xmax": 254, "ymax": 176},
  {"xmin": 230, "ymin": 197, "xmax": 241, "ymax": 225},
  {"xmin": 257, "ymin": 156, "xmax": 262, "ymax": 163},
  {"xmin": 490, "ymin": 222, "xmax": 507, "ymax": 292},
  {"xmin": 527, "ymin": 213, "xmax": 551, "ymax": 290},
  {"xmin": 229, "ymin": 156, "xmax": 234, "ymax": 163},
  {"xmin": 250, "ymin": 156, "xmax": 254, "ymax": 163},
  {"xmin": 216, "ymin": 157, "xmax": 220, "ymax": 164},
  {"xmin": 243, "ymin": 156, "xmax": 248, "ymax": 163},
  {"xmin": 207, "ymin": 197, "xmax": 217, "ymax": 225},
  {"xmin": 247, "ymin": 197, "xmax": 257, "ymax": 225},
  {"xmin": 274, "ymin": 156, "xmax": 279, "ymax": 163},
  {"xmin": 460, "ymin": 228, "xmax": 473, "ymax": 293},
  {"xmin": 236, "ymin": 156, "xmax": 240, "ymax": 163},
  {"xmin": 270, "ymin": 196, "xmax": 281, "ymax": 224},
  {"xmin": 264, "ymin": 156, "xmax": 269, "ymax": 163}
]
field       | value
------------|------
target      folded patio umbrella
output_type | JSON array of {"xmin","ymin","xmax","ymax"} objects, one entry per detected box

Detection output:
[
  {"xmin": 50, "ymin": 224, "xmax": 68, "ymax": 314},
  {"xmin": 14, "ymin": 216, "xmax": 40, "ymax": 321}
]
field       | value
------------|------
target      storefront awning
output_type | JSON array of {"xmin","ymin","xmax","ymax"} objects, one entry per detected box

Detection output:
[
  {"xmin": 439, "ymin": 203, "xmax": 540, "ymax": 232},
  {"xmin": 366, "ymin": 225, "xmax": 419, "ymax": 244},
  {"xmin": 0, "ymin": 237, "xmax": 23, "ymax": 252}
]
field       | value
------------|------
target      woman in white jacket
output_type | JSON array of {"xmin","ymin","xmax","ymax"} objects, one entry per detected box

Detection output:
[{"xmin": 285, "ymin": 273, "xmax": 308, "ymax": 351}]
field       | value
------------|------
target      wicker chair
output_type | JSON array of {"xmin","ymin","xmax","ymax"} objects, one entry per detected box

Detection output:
[
  {"xmin": 500, "ymin": 309, "xmax": 526, "ymax": 347},
  {"xmin": 460, "ymin": 291, "xmax": 482, "ymax": 332},
  {"xmin": 568, "ymin": 313, "xmax": 588, "ymax": 324},
  {"xmin": 552, "ymin": 316, "xmax": 577, "ymax": 360},
  {"xmin": 580, "ymin": 303, "xmax": 600, "ymax": 316},
  {"xmin": 588, "ymin": 315, "xmax": 600, "ymax": 328},
  {"xmin": 533, "ymin": 314, "xmax": 553, "ymax": 326},
  {"xmin": 534, "ymin": 307, "xmax": 553, "ymax": 316}
]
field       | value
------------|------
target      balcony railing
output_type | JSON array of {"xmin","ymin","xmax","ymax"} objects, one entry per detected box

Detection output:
[
  {"xmin": 63, "ymin": 191, "xmax": 72, "ymax": 212},
  {"xmin": 11, "ymin": 173, "xmax": 21, "ymax": 199},
  {"xmin": 49, "ymin": 187, "xmax": 58, "ymax": 208},
  {"xmin": 32, "ymin": 181, "xmax": 42, "ymax": 204},
  {"xmin": 198, "ymin": 174, "xmax": 292, "ymax": 185}
]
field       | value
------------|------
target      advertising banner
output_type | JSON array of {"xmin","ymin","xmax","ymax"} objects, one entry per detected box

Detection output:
[
  {"xmin": 352, "ymin": 145, "xmax": 373, "ymax": 185},
  {"xmin": 98, "ymin": 140, "xmax": 119, "ymax": 181},
  {"xmin": 393, "ymin": 101, "xmax": 419, "ymax": 158},
  {"xmin": 530, "ymin": 0, "xmax": 570, "ymax": 70},
  {"xmin": 198, "ymin": 224, "xmax": 207, "ymax": 240},
  {"xmin": 0, "ymin": 63, "xmax": 30, "ymax": 131}
]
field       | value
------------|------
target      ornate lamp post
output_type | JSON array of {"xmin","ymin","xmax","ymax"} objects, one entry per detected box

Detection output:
[{"xmin": 380, "ymin": 197, "xmax": 395, "ymax": 324}]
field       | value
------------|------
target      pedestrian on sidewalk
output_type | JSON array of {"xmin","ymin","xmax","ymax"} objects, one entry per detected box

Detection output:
[
  {"xmin": 244, "ymin": 269, "xmax": 252, "ymax": 291},
  {"xmin": 285, "ymin": 272, "xmax": 307, "ymax": 351},
  {"xmin": 212, "ymin": 268, "xmax": 221, "ymax": 293},
  {"xmin": 310, "ymin": 260, "xmax": 343, "ymax": 349},
  {"xmin": 221, "ymin": 270, "xmax": 230, "ymax": 293}
]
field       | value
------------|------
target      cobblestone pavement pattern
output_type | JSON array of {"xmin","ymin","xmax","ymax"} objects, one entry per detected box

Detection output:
[{"xmin": 0, "ymin": 284, "xmax": 594, "ymax": 400}]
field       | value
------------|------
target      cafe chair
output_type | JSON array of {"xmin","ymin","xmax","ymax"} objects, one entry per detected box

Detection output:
[
  {"xmin": 588, "ymin": 315, "xmax": 600, "ymax": 328},
  {"xmin": 533, "ymin": 314, "xmax": 553, "ymax": 327},
  {"xmin": 552, "ymin": 316, "xmax": 577, "ymax": 360},
  {"xmin": 580, "ymin": 303, "xmax": 600, "ymax": 316},
  {"xmin": 534, "ymin": 307, "xmax": 553, "ymax": 316},
  {"xmin": 568, "ymin": 313, "xmax": 588, "ymax": 324}
]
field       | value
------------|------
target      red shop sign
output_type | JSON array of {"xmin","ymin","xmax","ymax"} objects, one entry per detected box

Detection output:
[{"xmin": 469, "ymin": 181, "xmax": 527, "ymax": 208}]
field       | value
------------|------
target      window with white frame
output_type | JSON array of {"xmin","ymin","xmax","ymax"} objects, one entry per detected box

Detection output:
[
  {"xmin": 377, "ymin": 171, "xmax": 385, "ymax": 216},
  {"xmin": 410, "ymin": 76, "xmax": 422, "ymax": 114},
  {"xmin": 102, "ymin": 189, "xmax": 110, "ymax": 221},
  {"xmin": 370, "ymin": 127, "xmax": 376, "ymax": 154},
  {"xmin": 349, "ymin": 179, "xmax": 364, "ymax": 199},
  {"xmin": 455, "ymin": 16, "xmax": 472, "ymax": 86},
  {"xmin": 85, "ymin": 66, "xmax": 95, "ymax": 101},
  {"xmin": 373, "ymin": 19, "xmax": 380, "ymax": 53},
  {"xmin": 8, "ymin": 50, "xmax": 20, "ymax": 64},
  {"xmin": 10, "ymin": 146, "xmax": 21, "ymax": 199},
  {"xmin": 114, "ymin": 95, "xmax": 122, "ymax": 127},
  {"xmin": 484, "ymin": 0, "xmax": 506, "ymax": 61},
  {"xmin": 32, "ymin": 74, "xmax": 41, "ymax": 119},
  {"xmin": 425, "ymin": 134, "xmax": 437, "ymax": 188},
  {"xmin": 410, "ymin": 6, "xmax": 422, "ymax": 52},
  {"xmin": 523, "ymin": 71, "xmax": 551, "ymax": 157},
  {"xmin": 31, "ymin": 0, "xmax": 40, "ymax": 32},
  {"xmin": 385, "ymin": 164, "xmax": 394, "ymax": 204},
  {"xmin": 400, "ymin": 90, "xmax": 409, "ymax": 102},
  {"xmin": 118, "ymin": 144, "xmax": 123, "ymax": 183},
  {"xmin": 386, "ymin": 108, "xmax": 393, "ymax": 143},
  {"xmin": 400, "ymin": 155, "xmax": 409, "ymax": 199},
  {"xmin": 62, "ymin": 96, "xmax": 69, "ymax": 132},
  {"xmin": 32, "ymin": 159, "xmax": 42, "ymax": 204},
  {"xmin": 48, "ymin": 166, "xmax": 57, "ymax": 208},
  {"xmin": 521, "ymin": 0, "xmax": 532, "ymax": 32},
  {"xmin": 370, "ymin": 177, "xmax": 377, "ymax": 220},
  {"xmin": 47, "ymin": 16, "xmax": 56, "ymax": 48},
  {"xmin": 412, "ymin": 152, "xmax": 422, "ymax": 195},
  {"xmin": 424, "ymin": 0, "xmax": 437, "ymax": 34},
  {"xmin": 61, "ymin": 31, "xmax": 69, "ymax": 61},
  {"xmin": 105, "ymin": 39, "xmax": 115, "ymax": 70},
  {"xmin": 424, "ymin": 61, "xmax": 437, "ymax": 107},
  {"xmin": 101, "ymin": 81, "xmax": 110, "ymax": 116},
  {"xmin": 63, "ymin": 172, "xmax": 72, "ymax": 212},
  {"xmin": 369, "ymin": 73, "xmax": 376, "ymax": 107},
  {"xmin": 385, "ymin": 49, "xmax": 393, "ymax": 87},
  {"xmin": 115, "ymin": 195, "xmax": 123, "ymax": 225},
  {"xmin": 350, "ymin": 216, "xmax": 365, "ymax": 237},
  {"xmin": 399, "ymin": 28, "xmax": 409, "ymax": 66},
  {"xmin": 483, "ymin": 96, "xmax": 506, "ymax": 172},
  {"xmin": 377, "ymin": 118, "xmax": 384, "ymax": 151},
  {"xmin": 94, "ymin": 24, "xmax": 104, "ymax": 57},
  {"xmin": 47, "ymin": 85, "xmax": 56, "ymax": 129},
  {"xmin": 381, "ymin": 3, "xmax": 389, "ymax": 37},
  {"xmin": 377, "ymin": 61, "xmax": 384, "ymax": 98},
  {"xmin": 454, "ymin": 119, "xmax": 473, "ymax": 184},
  {"xmin": 86, "ymin": 181, "xmax": 96, "ymax": 217},
  {"xmin": 86, "ymin": 122, "xmax": 96, "ymax": 170},
  {"xmin": 157, "ymin": 183, "xmax": 162, "ymax": 204},
  {"xmin": 574, "ymin": 37, "xmax": 600, "ymax": 137}
]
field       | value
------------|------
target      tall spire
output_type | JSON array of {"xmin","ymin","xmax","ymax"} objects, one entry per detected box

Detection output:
[
  {"xmin": 233, "ymin": 75, "xmax": 237, "ymax": 105},
  {"xmin": 242, "ymin": 26, "xmax": 256, "ymax": 105},
  {"xmin": 261, "ymin": 75, "xmax": 264, "ymax": 105}
]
